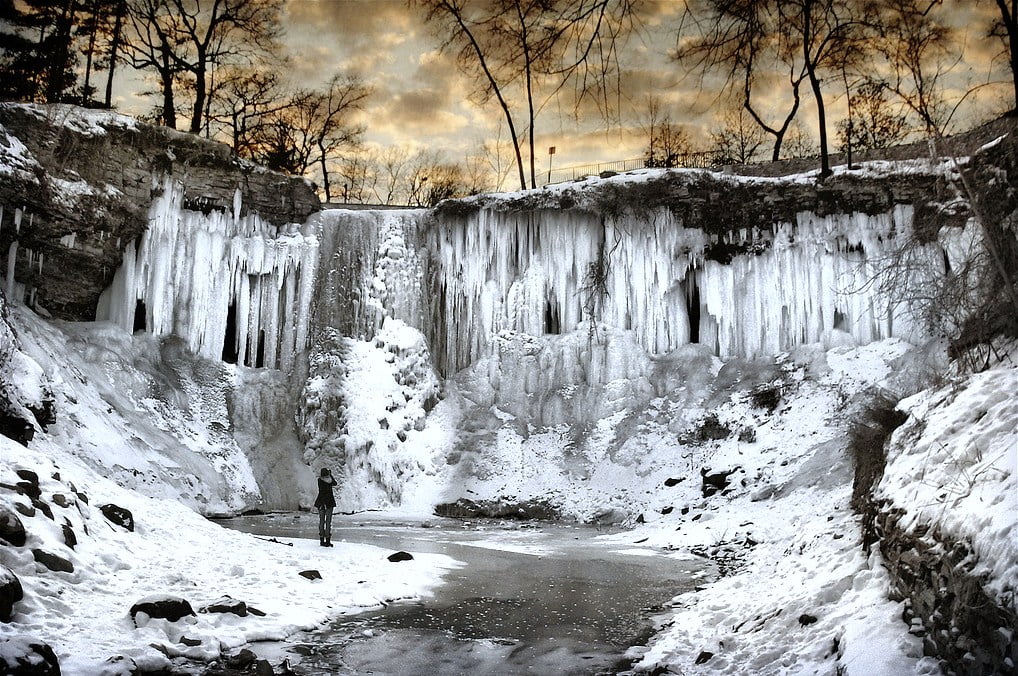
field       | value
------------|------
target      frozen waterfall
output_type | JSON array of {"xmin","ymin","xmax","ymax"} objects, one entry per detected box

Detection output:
[
  {"xmin": 425, "ymin": 204, "xmax": 920, "ymax": 374},
  {"xmin": 97, "ymin": 177, "xmax": 319, "ymax": 371}
]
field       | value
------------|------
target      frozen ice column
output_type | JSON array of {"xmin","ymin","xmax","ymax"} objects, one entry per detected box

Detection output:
[{"xmin": 97, "ymin": 176, "xmax": 320, "ymax": 371}]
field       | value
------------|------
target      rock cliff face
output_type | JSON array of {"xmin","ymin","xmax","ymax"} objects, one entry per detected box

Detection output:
[{"xmin": 0, "ymin": 103, "xmax": 319, "ymax": 320}]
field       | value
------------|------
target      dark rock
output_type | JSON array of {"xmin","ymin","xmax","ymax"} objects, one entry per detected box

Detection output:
[
  {"xmin": 61, "ymin": 523, "xmax": 76, "ymax": 550},
  {"xmin": 201, "ymin": 596, "xmax": 249, "ymax": 617},
  {"xmin": 0, "ymin": 504, "xmax": 27, "ymax": 546},
  {"xmin": 100, "ymin": 503, "xmax": 134, "ymax": 531},
  {"xmin": 387, "ymin": 551, "xmax": 414, "ymax": 562},
  {"xmin": 660, "ymin": 506, "xmax": 674, "ymax": 515},
  {"xmin": 433, "ymin": 497, "xmax": 559, "ymax": 521},
  {"xmin": 701, "ymin": 466, "xmax": 741, "ymax": 498},
  {"xmin": 51, "ymin": 494, "xmax": 69, "ymax": 508},
  {"xmin": 255, "ymin": 660, "xmax": 275, "ymax": 676},
  {"xmin": 0, "ymin": 637, "xmax": 61, "ymax": 675},
  {"xmin": 102, "ymin": 656, "xmax": 136, "ymax": 673},
  {"xmin": 130, "ymin": 596, "xmax": 195, "ymax": 626},
  {"xmin": 695, "ymin": 650, "xmax": 714, "ymax": 665},
  {"xmin": 635, "ymin": 514, "xmax": 645, "ymax": 524},
  {"xmin": 299, "ymin": 570, "xmax": 322, "ymax": 580},
  {"xmin": 664, "ymin": 477, "xmax": 684, "ymax": 487},
  {"xmin": 179, "ymin": 635, "xmax": 202, "ymax": 647},
  {"xmin": 224, "ymin": 648, "xmax": 257, "ymax": 669},
  {"xmin": 15, "ymin": 470, "xmax": 38, "ymax": 485},
  {"xmin": 13, "ymin": 503, "xmax": 34, "ymax": 518},
  {"xmin": 0, "ymin": 406, "xmax": 35, "ymax": 446},
  {"xmin": 799, "ymin": 614, "xmax": 818, "ymax": 626},
  {"xmin": 1, "ymin": 566, "xmax": 24, "ymax": 621},
  {"xmin": 32, "ymin": 549, "xmax": 73, "ymax": 573},
  {"xmin": 680, "ymin": 506, "xmax": 689, "ymax": 515},
  {"xmin": 31, "ymin": 499, "xmax": 53, "ymax": 520},
  {"xmin": 73, "ymin": 491, "xmax": 88, "ymax": 505},
  {"xmin": 15, "ymin": 481, "xmax": 40, "ymax": 500}
]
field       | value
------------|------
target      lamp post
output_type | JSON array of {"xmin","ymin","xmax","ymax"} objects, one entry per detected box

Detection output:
[{"xmin": 547, "ymin": 146, "xmax": 556, "ymax": 185}]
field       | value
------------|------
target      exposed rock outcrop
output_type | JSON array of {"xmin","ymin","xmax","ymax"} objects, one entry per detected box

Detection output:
[{"xmin": 0, "ymin": 103, "xmax": 320, "ymax": 321}]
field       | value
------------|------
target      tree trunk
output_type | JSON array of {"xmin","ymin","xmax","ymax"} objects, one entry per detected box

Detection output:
[
  {"xmin": 82, "ymin": 1, "xmax": 98, "ymax": 102},
  {"xmin": 517, "ymin": 0, "xmax": 536, "ymax": 189},
  {"xmin": 807, "ymin": 63, "xmax": 831, "ymax": 177},
  {"xmin": 446, "ymin": 1, "xmax": 527, "ymax": 190},
  {"xmin": 104, "ymin": 0, "xmax": 125, "ymax": 107},
  {"xmin": 319, "ymin": 145, "xmax": 331, "ymax": 201},
  {"xmin": 159, "ymin": 48, "xmax": 176, "ymax": 129},
  {"xmin": 802, "ymin": 3, "xmax": 831, "ymax": 177},
  {"xmin": 190, "ymin": 62, "xmax": 206, "ymax": 133}
]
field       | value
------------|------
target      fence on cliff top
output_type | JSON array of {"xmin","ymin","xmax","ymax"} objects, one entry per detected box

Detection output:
[{"xmin": 546, "ymin": 150, "xmax": 729, "ymax": 185}]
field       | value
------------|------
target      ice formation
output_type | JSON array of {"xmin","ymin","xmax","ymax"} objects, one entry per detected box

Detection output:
[
  {"xmin": 97, "ymin": 176, "xmax": 319, "ymax": 371},
  {"xmin": 425, "ymin": 205, "xmax": 922, "ymax": 374}
]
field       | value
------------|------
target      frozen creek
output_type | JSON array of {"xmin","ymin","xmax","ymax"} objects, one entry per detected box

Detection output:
[{"xmin": 224, "ymin": 514, "xmax": 709, "ymax": 675}]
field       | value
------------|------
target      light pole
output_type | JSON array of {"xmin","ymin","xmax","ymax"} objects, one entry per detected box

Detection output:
[{"xmin": 547, "ymin": 146, "xmax": 556, "ymax": 185}]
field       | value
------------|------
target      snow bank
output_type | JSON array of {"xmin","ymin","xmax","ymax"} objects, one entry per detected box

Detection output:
[
  {"xmin": 880, "ymin": 365, "xmax": 1018, "ymax": 601},
  {"xmin": 0, "ymin": 435, "xmax": 457, "ymax": 675}
]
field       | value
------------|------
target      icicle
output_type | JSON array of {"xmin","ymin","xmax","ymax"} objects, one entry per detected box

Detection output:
[
  {"xmin": 5, "ymin": 241, "xmax": 17, "ymax": 302},
  {"xmin": 14, "ymin": 208, "xmax": 22, "ymax": 234},
  {"xmin": 37, "ymin": 252, "xmax": 43, "ymax": 274}
]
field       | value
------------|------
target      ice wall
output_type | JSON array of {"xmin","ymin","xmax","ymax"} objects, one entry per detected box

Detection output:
[
  {"xmin": 97, "ymin": 176, "xmax": 319, "ymax": 372},
  {"xmin": 425, "ymin": 205, "xmax": 920, "ymax": 374}
]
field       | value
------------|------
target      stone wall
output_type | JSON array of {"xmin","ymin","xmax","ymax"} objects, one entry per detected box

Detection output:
[
  {"xmin": 0, "ymin": 103, "xmax": 319, "ymax": 321},
  {"xmin": 874, "ymin": 506, "xmax": 1018, "ymax": 675}
]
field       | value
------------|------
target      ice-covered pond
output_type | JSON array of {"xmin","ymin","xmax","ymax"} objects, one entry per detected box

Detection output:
[{"xmin": 223, "ymin": 513, "xmax": 709, "ymax": 674}]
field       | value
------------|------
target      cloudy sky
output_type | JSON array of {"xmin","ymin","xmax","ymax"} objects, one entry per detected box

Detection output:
[{"xmin": 116, "ymin": 0, "xmax": 1012, "ymax": 190}]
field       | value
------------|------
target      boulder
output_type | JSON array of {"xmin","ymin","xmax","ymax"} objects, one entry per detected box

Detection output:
[
  {"xmin": 298, "ymin": 570, "xmax": 322, "ymax": 581},
  {"xmin": 701, "ymin": 466, "xmax": 741, "ymax": 497},
  {"xmin": 12, "ymin": 503, "xmax": 34, "ymax": 518},
  {"xmin": 129, "ymin": 595, "xmax": 195, "ymax": 627},
  {"xmin": 1, "ymin": 566, "xmax": 24, "ymax": 622},
  {"xmin": 32, "ymin": 549, "xmax": 73, "ymax": 573},
  {"xmin": 224, "ymin": 648, "xmax": 257, "ymax": 669},
  {"xmin": 663, "ymin": 477, "xmax": 684, "ymax": 487},
  {"xmin": 31, "ymin": 499, "xmax": 53, "ymax": 520},
  {"xmin": 387, "ymin": 551, "xmax": 414, "ymax": 562},
  {"xmin": 61, "ymin": 523, "xmax": 76, "ymax": 550},
  {"xmin": 99, "ymin": 504, "xmax": 134, "ymax": 532},
  {"xmin": 0, "ymin": 637, "xmax": 61, "ymax": 675},
  {"xmin": 0, "ymin": 504, "xmax": 27, "ymax": 546},
  {"xmin": 51, "ymin": 494, "xmax": 69, "ymax": 508},
  {"xmin": 799, "ymin": 613, "xmax": 818, "ymax": 626},
  {"xmin": 200, "ymin": 596, "xmax": 249, "ymax": 617}
]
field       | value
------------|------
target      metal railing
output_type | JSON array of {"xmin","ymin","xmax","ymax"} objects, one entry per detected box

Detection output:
[{"xmin": 546, "ymin": 150, "xmax": 729, "ymax": 185}]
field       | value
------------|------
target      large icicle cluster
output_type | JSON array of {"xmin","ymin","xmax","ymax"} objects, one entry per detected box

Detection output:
[
  {"xmin": 97, "ymin": 177, "xmax": 319, "ymax": 371},
  {"xmin": 425, "ymin": 205, "xmax": 920, "ymax": 374}
]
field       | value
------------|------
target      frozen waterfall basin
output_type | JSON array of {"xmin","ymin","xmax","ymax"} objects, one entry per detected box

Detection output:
[{"xmin": 224, "ymin": 513, "xmax": 710, "ymax": 675}]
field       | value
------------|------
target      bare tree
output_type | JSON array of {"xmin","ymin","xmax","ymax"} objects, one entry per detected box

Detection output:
[
  {"xmin": 988, "ymin": 0, "xmax": 1018, "ymax": 108},
  {"xmin": 710, "ymin": 102, "xmax": 766, "ymax": 163},
  {"xmin": 641, "ymin": 95, "xmax": 692, "ymax": 167},
  {"xmin": 125, "ymin": 0, "xmax": 184, "ymax": 127},
  {"xmin": 373, "ymin": 145, "xmax": 410, "ymax": 205},
  {"xmin": 418, "ymin": 0, "xmax": 641, "ymax": 190},
  {"xmin": 835, "ymin": 79, "xmax": 910, "ymax": 153},
  {"xmin": 335, "ymin": 151, "xmax": 377, "ymax": 204},
  {"xmin": 207, "ymin": 67, "xmax": 286, "ymax": 156},
  {"xmin": 252, "ymin": 74, "xmax": 369, "ymax": 200},
  {"xmin": 677, "ymin": 0, "xmax": 806, "ymax": 161}
]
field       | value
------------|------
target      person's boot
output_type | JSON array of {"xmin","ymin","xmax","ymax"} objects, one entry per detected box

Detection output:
[
  {"xmin": 319, "ymin": 537, "xmax": 326, "ymax": 547},
  {"xmin": 325, "ymin": 537, "xmax": 333, "ymax": 547}
]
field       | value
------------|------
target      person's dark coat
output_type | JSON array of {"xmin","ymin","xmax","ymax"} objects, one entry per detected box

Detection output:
[{"xmin": 314, "ymin": 475, "xmax": 336, "ymax": 510}]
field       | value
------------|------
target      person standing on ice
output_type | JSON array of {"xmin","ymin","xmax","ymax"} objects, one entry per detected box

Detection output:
[{"xmin": 314, "ymin": 468, "xmax": 336, "ymax": 547}]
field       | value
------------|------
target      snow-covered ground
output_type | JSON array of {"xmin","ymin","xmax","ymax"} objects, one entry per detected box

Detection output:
[
  {"xmin": 0, "ymin": 304, "xmax": 459, "ymax": 674},
  {"xmin": 4, "ymin": 286, "xmax": 1014, "ymax": 674}
]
